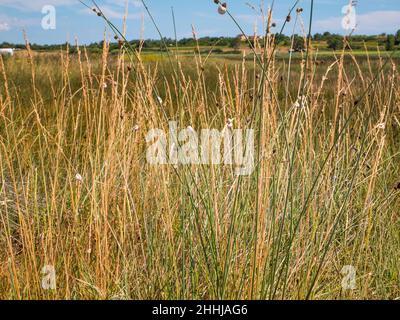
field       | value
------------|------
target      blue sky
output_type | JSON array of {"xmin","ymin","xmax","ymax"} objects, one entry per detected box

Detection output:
[{"xmin": 0, "ymin": 0, "xmax": 399, "ymax": 44}]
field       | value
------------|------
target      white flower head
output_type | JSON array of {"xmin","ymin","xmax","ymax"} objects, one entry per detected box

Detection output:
[
  {"xmin": 376, "ymin": 123, "xmax": 386, "ymax": 130},
  {"xmin": 157, "ymin": 96, "xmax": 163, "ymax": 104},
  {"xmin": 133, "ymin": 124, "xmax": 140, "ymax": 131},
  {"xmin": 75, "ymin": 173, "xmax": 83, "ymax": 183}
]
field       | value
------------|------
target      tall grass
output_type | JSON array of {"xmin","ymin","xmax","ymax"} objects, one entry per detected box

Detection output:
[{"xmin": 0, "ymin": 1, "xmax": 399, "ymax": 300}]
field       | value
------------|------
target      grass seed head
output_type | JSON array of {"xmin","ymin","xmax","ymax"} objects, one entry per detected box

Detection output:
[
  {"xmin": 75, "ymin": 173, "xmax": 83, "ymax": 183},
  {"xmin": 218, "ymin": 2, "xmax": 227, "ymax": 15}
]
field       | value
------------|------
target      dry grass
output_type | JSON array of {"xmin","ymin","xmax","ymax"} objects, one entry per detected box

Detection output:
[{"xmin": 0, "ymin": 25, "xmax": 399, "ymax": 299}]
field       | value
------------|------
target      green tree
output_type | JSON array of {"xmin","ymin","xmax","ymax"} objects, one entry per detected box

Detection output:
[
  {"xmin": 385, "ymin": 35, "xmax": 395, "ymax": 51},
  {"xmin": 230, "ymin": 37, "xmax": 241, "ymax": 49},
  {"xmin": 322, "ymin": 32, "xmax": 331, "ymax": 40},
  {"xmin": 313, "ymin": 33, "xmax": 323, "ymax": 41},
  {"xmin": 274, "ymin": 33, "xmax": 290, "ymax": 45},
  {"xmin": 292, "ymin": 35, "xmax": 305, "ymax": 51},
  {"xmin": 327, "ymin": 36, "xmax": 343, "ymax": 51},
  {"xmin": 395, "ymin": 29, "xmax": 400, "ymax": 45}
]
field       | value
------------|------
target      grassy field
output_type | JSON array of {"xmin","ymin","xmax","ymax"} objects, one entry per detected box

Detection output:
[{"xmin": 0, "ymin": 31, "xmax": 400, "ymax": 300}]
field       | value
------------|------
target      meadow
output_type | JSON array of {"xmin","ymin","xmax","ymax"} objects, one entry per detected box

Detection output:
[{"xmin": 0, "ymin": 5, "xmax": 400, "ymax": 299}]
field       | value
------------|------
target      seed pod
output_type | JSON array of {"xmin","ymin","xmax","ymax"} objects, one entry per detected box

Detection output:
[{"xmin": 218, "ymin": 3, "xmax": 227, "ymax": 15}]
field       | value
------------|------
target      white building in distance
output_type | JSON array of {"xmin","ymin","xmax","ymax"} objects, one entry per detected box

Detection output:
[{"xmin": 0, "ymin": 48, "xmax": 14, "ymax": 56}]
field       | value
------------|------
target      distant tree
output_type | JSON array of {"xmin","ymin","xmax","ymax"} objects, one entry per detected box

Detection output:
[
  {"xmin": 247, "ymin": 38, "xmax": 255, "ymax": 49},
  {"xmin": 327, "ymin": 36, "xmax": 343, "ymax": 51},
  {"xmin": 395, "ymin": 29, "xmax": 400, "ymax": 45},
  {"xmin": 0, "ymin": 32, "xmax": 391, "ymax": 53},
  {"xmin": 274, "ymin": 33, "xmax": 289, "ymax": 45},
  {"xmin": 313, "ymin": 33, "xmax": 323, "ymax": 41},
  {"xmin": 385, "ymin": 35, "xmax": 395, "ymax": 51},
  {"xmin": 322, "ymin": 31, "xmax": 331, "ymax": 40},
  {"xmin": 230, "ymin": 37, "xmax": 241, "ymax": 49},
  {"xmin": 292, "ymin": 35, "xmax": 305, "ymax": 51}
]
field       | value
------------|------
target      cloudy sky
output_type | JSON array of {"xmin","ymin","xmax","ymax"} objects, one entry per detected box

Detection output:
[{"xmin": 0, "ymin": 0, "xmax": 399, "ymax": 44}]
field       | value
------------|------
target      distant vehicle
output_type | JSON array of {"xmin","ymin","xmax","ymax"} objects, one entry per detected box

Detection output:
[{"xmin": 0, "ymin": 48, "xmax": 14, "ymax": 56}]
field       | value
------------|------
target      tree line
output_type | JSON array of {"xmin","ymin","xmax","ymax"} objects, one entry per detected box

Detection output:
[{"xmin": 1, "ymin": 30, "xmax": 399, "ymax": 52}]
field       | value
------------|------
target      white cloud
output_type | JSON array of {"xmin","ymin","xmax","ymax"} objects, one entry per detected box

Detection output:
[
  {"xmin": 80, "ymin": 5, "xmax": 142, "ymax": 20},
  {"xmin": 0, "ymin": 14, "xmax": 37, "ymax": 31},
  {"xmin": 314, "ymin": 10, "xmax": 400, "ymax": 34},
  {"xmin": 0, "ymin": 0, "xmax": 75, "ymax": 11},
  {"xmin": 0, "ymin": 21, "xmax": 10, "ymax": 31},
  {"xmin": 99, "ymin": 5, "xmax": 142, "ymax": 19},
  {"xmin": 106, "ymin": 0, "xmax": 143, "ymax": 8},
  {"xmin": 236, "ymin": 14, "xmax": 260, "ymax": 24},
  {"xmin": 79, "ymin": 0, "xmax": 144, "ymax": 20},
  {"xmin": 0, "ymin": 0, "xmax": 144, "ymax": 15}
]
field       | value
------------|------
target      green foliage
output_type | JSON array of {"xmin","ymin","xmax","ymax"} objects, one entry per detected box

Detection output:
[
  {"xmin": 0, "ymin": 32, "xmax": 392, "ymax": 54},
  {"xmin": 292, "ymin": 35, "xmax": 305, "ymax": 51},
  {"xmin": 395, "ymin": 29, "xmax": 400, "ymax": 45},
  {"xmin": 386, "ymin": 35, "xmax": 395, "ymax": 51},
  {"xmin": 230, "ymin": 37, "xmax": 242, "ymax": 49},
  {"xmin": 327, "ymin": 36, "xmax": 343, "ymax": 51}
]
